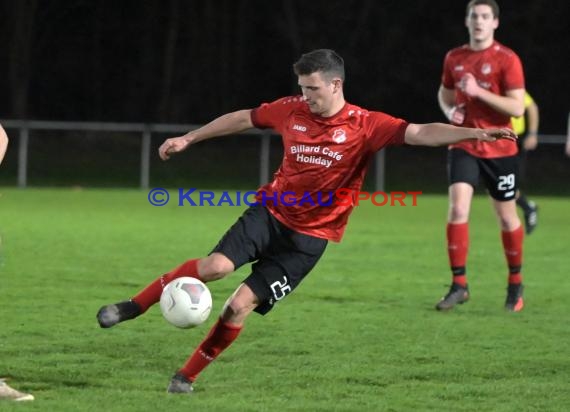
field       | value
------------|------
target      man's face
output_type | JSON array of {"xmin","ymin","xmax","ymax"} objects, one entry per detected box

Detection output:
[
  {"xmin": 298, "ymin": 72, "xmax": 340, "ymax": 116},
  {"xmin": 465, "ymin": 4, "xmax": 498, "ymax": 44}
]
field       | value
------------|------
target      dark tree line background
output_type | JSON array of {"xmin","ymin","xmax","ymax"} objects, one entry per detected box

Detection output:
[{"xmin": 1, "ymin": 0, "xmax": 569, "ymax": 133}]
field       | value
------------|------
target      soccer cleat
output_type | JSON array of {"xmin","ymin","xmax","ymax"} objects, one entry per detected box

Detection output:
[
  {"xmin": 96, "ymin": 300, "xmax": 141, "ymax": 328},
  {"xmin": 435, "ymin": 283, "xmax": 469, "ymax": 311},
  {"xmin": 167, "ymin": 373, "xmax": 194, "ymax": 394},
  {"xmin": 0, "ymin": 379, "xmax": 34, "ymax": 401},
  {"xmin": 523, "ymin": 202, "xmax": 538, "ymax": 235},
  {"xmin": 505, "ymin": 283, "xmax": 524, "ymax": 312}
]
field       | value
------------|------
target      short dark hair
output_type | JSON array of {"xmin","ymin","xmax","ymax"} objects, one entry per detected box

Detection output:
[
  {"xmin": 466, "ymin": 0, "xmax": 500, "ymax": 18},
  {"xmin": 293, "ymin": 49, "xmax": 345, "ymax": 82}
]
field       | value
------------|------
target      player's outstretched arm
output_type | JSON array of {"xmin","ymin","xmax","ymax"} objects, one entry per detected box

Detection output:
[
  {"xmin": 404, "ymin": 122, "xmax": 517, "ymax": 147},
  {"xmin": 0, "ymin": 124, "xmax": 8, "ymax": 166},
  {"xmin": 159, "ymin": 109, "xmax": 254, "ymax": 160}
]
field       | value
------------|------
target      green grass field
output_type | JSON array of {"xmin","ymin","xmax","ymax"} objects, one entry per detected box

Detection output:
[{"xmin": 1, "ymin": 188, "xmax": 569, "ymax": 411}]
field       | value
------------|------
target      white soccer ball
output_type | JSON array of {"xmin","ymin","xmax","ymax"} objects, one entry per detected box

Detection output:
[{"xmin": 159, "ymin": 277, "xmax": 212, "ymax": 328}]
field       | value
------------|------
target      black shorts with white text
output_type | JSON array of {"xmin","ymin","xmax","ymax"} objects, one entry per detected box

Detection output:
[
  {"xmin": 448, "ymin": 148, "xmax": 519, "ymax": 201},
  {"xmin": 211, "ymin": 205, "xmax": 328, "ymax": 315}
]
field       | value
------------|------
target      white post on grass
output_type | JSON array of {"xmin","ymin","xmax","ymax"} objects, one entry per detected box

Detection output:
[
  {"xmin": 374, "ymin": 149, "xmax": 385, "ymax": 192},
  {"xmin": 140, "ymin": 126, "xmax": 151, "ymax": 189},
  {"xmin": 18, "ymin": 126, "xmax": 29, "ymax": 188}
]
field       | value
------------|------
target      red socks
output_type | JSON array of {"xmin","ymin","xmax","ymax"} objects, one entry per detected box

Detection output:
[
  {"xmin": 447, "ymin": 222, "xmax": 469, "ymax": 286},
  {"xmin": 447, "ymin": 223, "xmax": 524, "ymax": 287},
  {"xmin": 178, "ymin": 319, "xmax": 243, "ymax": 382},
  {"xmin": 501, "ymin": 225, "xmax": 524, "ymax": 285},
  {"xmin": 132, "ymin": 259, "xmax": 201, "ymax": 313}
]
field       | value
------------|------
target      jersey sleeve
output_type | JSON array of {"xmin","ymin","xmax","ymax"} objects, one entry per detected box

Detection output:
[
  {"xmin": 365, "ymin": 111, "xmax": 409, "ymax": 152},
  {"xmin": 250, "ymin": 96, "xmax": 297, "ymax": 129},
  {"xmin": 502, "ymin": 53, "xmax": 525, "ymax": 91}
]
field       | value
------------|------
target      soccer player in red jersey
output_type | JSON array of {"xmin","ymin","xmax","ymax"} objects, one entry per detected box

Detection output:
[
  {"xmin": 97, "ymin": 49, "xmax": 516, "ymax": 393},
  {"xmin": 434, "ymin": 0, "xmax": 526, "ymax": 312}
]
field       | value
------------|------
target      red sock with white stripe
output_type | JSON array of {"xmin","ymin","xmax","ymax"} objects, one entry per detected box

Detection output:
[
  {"xmin": 132, "ymin": 259, "xmax": 201, "ymax": 313},
  {"xmin": 178, "ymin": 318, "xmax": 243, "ymax": 382}
]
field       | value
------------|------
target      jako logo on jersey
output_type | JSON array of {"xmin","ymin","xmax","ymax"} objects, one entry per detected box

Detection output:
[
  {"xmin": 332, "ymin": 129, "xmax": 346, "ymax": 143},
  {"xmin": 292, "ymin": 124, "xmax": 307, "ymax": 132},
  {"xmin": 454, "ymin": 65, "xmax": 464, "ymax": 71},
  {"xmin": 481, "ymin": 63, "xmax": 492, "ymax": 75}
]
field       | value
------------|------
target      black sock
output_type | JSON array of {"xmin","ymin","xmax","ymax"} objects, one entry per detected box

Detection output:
[{"xmin": 516, "ymin": 194, "xmax": 533, "ymax": 213}]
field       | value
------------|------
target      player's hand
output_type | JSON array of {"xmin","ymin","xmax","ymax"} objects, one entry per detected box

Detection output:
[
  {"xmin": 447, "ymin": 104, "xmax": 466, "ymax": 125},
  {"xmin": 459, "ymin": 73, "xmax": 480, "ymax": 97},
  {"xmin": 523, "ymin": 134, "xmax": 538, "ymax": 151},
  {"xmin": 159, "ymin": 136, "xmax": 191, "ymax": 160},
  {"xmin": 477, "ymin": 128, "xmax": 518, "ymax": 142}
]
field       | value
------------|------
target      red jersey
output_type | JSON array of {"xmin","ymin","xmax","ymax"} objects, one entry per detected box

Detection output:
[
  {"xmin": 442, "ymin": 41, "xmax": 525, "ymax": 158},
  {"xmin": 251, "ymin": 96, "xmax": 408, "ymax": 242}
]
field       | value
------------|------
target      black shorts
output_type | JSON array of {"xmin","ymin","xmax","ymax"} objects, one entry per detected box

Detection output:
[
  {"xmin": 211, "ymin": 205, "xmax": 328, "ymax": 315},
  {"xmin": 448, "ymin": 148, "xmax": 519, "ymax": 201}
]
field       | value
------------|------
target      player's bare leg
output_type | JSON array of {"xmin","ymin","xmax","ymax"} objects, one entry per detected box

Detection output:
[
  {"xmin": 436, "ymin": 183, "xmax": 473, "ymax": 310},
  {"xmin": 493, "ymin": 199, "xmax": 525, "ymax": 311},
  {"xmin": 168, "ymin": 283, "xmax": 258, "ymax": 393},
  {"xmin": 97, "ymin": 253, "xmax": 235, "ymax": 328}
]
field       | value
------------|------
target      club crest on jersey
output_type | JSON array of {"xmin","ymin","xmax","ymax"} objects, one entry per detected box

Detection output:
[
  {"xmin": 481, "ymin": 63, "xmax": 492, "ymax": 75},
  {"xmin": 332, "ymin": 129, "xmax": 346, "ymax": 144}
]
